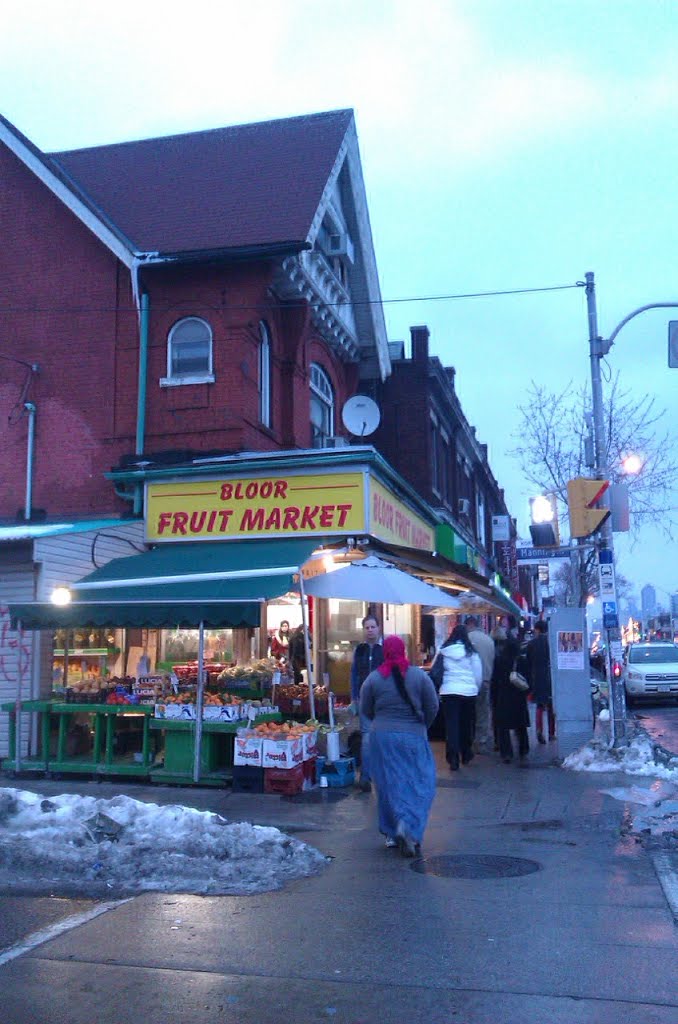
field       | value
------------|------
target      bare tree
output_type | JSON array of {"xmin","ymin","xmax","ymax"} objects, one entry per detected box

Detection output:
[
  {"xmin": 552, "ymin": 557, "xmax": 632, "ymax": 607},
  {"xmin": 509, "ymin": 373, "xmax": 678, "ymax": 538}
]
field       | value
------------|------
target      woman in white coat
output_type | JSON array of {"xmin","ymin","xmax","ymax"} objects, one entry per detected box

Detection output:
[{"xmin": 431, "ymin": 623, "xmax": 482, "ymax": 771}]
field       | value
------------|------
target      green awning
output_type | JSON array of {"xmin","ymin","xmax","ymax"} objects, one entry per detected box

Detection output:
[{"xmin": 10, "ymin": 538, "xmax": 318, "ymax": 629}]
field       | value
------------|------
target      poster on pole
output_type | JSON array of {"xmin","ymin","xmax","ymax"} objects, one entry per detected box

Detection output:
[{"xmin": 557, "ymin": 630, "xmax": 585, "ymax": 670}]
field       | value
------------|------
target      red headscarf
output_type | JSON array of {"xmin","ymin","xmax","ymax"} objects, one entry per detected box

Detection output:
[{"xmin": 378, "ymin": 635, "xmax": 410, "ymax": 677}]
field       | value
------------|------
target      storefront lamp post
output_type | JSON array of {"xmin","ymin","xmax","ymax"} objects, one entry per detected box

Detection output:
[{"xmin": 584, "ymin": 272, "xmax": 678, "ymax": 746}]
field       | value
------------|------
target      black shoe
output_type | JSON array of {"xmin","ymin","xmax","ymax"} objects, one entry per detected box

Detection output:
[
  {"xmin": 357, "ymin": 778, "xmax": 372, "ymax": 793},
  {"xmin": 461, "ymin": 750, "xmax": 474, "ymax": 765},
  {"xmin": 502, "ymin": 757, "xmax": 512, "ymax": 764},
  {"xmin": 537, "ymin": 733, "xmax": 546, "ymax": 745},
  {"xmin": 448, "ymin": 753, "xmax": 460, "ymax": 771}
]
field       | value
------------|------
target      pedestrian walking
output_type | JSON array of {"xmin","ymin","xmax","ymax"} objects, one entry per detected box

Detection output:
[
  {"xmin": 431, "ymin": 623, "xmax": 482, "ymax": 771},
  {"xmin": 465, "ymin": 615, "xmax": 495, "ymax": 752},
  {"xmin": 492, "ymin": 626, "xmax": 530, "ymax": 763},
  {"xmin": 360, "ymin": 634, "xmax": 439, "ymax": 856},
  {"xmin": 349, "ymin": 614, "xmax": 384, "ymax": 792},
  {"xmin": 526, "ymin": 620, "xmax": 556, "ymax": 743}
]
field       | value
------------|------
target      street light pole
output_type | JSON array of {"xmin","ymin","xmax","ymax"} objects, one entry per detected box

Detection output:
[{"xmin": 584, "ymin": 272, "xmax": 626, "ymax": 745}]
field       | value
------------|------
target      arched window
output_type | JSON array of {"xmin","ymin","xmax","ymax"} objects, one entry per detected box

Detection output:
[
  {"xmin": 310, "ymin": 363, "xmax": 334, "ymax": 448},
  {"xmin": 163, "ymin": 317, "xmax": 214, "ymax": 385},
  {"xmin": 259, "ymin": 320, "xmax": 272, "ymax": 428}
]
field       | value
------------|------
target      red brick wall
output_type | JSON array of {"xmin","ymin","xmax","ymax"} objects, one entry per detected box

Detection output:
[{"xmin": 0, "ymin": 144, "xmax": 356, "ymax": 519}]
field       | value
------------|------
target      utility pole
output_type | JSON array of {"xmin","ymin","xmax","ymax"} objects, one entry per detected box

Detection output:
[{"xmin": 584, "ymin": 272, "xmax": 627, "ymax": 745}]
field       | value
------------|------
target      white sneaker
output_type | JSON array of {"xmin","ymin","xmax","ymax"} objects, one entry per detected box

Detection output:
[{"xmin": 385, "ymin": 837, "xmax": 398, "ymax": 849}]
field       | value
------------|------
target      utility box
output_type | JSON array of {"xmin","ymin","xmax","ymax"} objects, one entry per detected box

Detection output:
[{"xmin": 547, "ymin": 608, "xmax": 592, "ymax": 755}]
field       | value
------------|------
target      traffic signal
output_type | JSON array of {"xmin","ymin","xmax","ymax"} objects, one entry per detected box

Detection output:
[
  {"xmin": 528, "ymin": 493, "xmax": 560, "ymax": 546},
  {"xmin": 566, "ymin": 477, "xmax": 610, "ymax": 538}
]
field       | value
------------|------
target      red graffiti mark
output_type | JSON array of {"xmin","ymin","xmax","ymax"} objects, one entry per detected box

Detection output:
[{"xmin": 0, "ymin": 605, "xmax": 31, "ymax": 684}]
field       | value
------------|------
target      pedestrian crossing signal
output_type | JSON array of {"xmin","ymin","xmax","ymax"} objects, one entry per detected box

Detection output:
[{"xmin": 567, "ymin": 477, "xmax": 610, "ymax": 539}]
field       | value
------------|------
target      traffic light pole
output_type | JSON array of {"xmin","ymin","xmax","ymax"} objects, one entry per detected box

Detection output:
[{"xmin": 584, "ymin": 272, "xmax": 627, "ymax": 745}]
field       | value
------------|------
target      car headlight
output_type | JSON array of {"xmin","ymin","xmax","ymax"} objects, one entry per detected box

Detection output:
[{"xmin": 627, "ymin": 671, "xmax": 643, "ymax": 681}]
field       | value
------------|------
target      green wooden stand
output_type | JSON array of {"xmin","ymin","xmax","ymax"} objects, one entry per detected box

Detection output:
[
  {"xmin": 149, "ymin": 713, "xmax": 281, "ymax": 786},
  {"xmin": 1, "ymin": 700, "xmax": 52, "ymax": 773}
]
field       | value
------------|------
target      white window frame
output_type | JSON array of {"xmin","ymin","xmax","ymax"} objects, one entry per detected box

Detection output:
[
  {"xmin": 258, "ymin": 320, "xmax": 272, "ymax": 428},
  {"xmin": 160, "ymin": 316, "xmax": 215, "ymax": 387},
  {"xmin": 310, "ymin": 363, "xmax": 334, "ymax": 447}
]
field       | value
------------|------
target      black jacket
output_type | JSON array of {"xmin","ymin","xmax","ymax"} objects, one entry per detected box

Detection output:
[
  {"xmin": 492, "ymin": 637, "xmax": 530, "ymax": 729},
  {"xmin": 351, "ymin": 642, "xmax": 384, "ymax": 701},
  {"xmin": 526, "ymin": 634, "xmax": 552, "ymax": 703}
]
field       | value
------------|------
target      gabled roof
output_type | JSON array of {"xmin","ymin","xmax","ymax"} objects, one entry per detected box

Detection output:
[{"xmin": 47, "ymin": 109, "xmax": 354, "ymax": 255}]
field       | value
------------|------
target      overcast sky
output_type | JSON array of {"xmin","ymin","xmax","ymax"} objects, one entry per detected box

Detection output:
[{"xmin": 3, "ymin": 0, "xmax": 677, "ymax": 599}]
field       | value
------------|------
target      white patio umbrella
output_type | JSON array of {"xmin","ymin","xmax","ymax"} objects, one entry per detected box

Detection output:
[{"xmin": 301, "ymin": 555, "xmax": 461, "ymax": 607}]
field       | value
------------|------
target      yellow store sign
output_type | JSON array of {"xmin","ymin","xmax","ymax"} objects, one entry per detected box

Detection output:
[
  {"xmin": 146, "ymin": 472, "xmax": 366, "ymax": 542},
  {"xmin": 368, "ymin": 478, "xmax": 435, "ymax": 552},
  {"xmin": 145, "ymin": 468, "xmax": 435, "ymax": 552}
]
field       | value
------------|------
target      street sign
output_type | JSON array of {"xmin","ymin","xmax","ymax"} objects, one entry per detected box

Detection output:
[
  {"xmin": 598, "ymin": 560, "xmax": 616, "ymax": 598},
  {"xmin": 603, "ymin": 599, "xmax": 619, "ymax": 629},
  {"xmin": 516, "ymin": 546, "xmax": 569, "ymax": 562}
]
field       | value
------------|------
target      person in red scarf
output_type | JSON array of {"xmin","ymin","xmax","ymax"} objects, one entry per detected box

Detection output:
[{"xmin": 359, "ymin": 635, "xmax": 439, "ymax": 856}]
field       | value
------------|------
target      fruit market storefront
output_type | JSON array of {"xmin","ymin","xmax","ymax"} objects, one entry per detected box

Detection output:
[{"xmin": 5, "ymin": 447, "xmax": 482, "ymax": 788}]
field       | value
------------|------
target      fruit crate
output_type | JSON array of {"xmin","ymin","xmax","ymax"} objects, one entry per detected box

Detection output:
[
  {"xmin": 263, "ymin": 763, "xmax": 304, "ymax": 796},
  {"xmin": 231, "ymin": 764, "xmax": 264, "ymax": 794}
]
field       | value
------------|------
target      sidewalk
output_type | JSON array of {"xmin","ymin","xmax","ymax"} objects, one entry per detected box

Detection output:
[{"xmin": 2, "ymin": 734, "xmax": 678, "ymax": 1024}]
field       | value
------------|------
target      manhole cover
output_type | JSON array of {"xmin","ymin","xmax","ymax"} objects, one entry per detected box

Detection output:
[
  {"xmin": 282, "ymin": 789, "xmax": 350, "ymax": 805},
  {"xmin": 436, "ymin": 778, "xmax": 481, "ymax": 789},
  {"xmin": 411, "ymin": 854, "xmax": 541, "ymax": 879}
]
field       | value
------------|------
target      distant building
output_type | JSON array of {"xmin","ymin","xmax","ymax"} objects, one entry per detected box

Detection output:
[{"xmin": 641, "ymin": 584, "xmax": 657, "ymax": 621}]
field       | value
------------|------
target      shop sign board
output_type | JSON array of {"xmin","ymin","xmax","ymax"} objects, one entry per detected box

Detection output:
[
  {"xmin": 367, "ymin": 478, "xmax": 435, "ymax": 552},
  {"xmin": 145, "ymin": 470, "xmax": 435, "ymax": 551},
  {"xmin": 146, "ymin": 472, "xmax": 366, "ymax": 542}
]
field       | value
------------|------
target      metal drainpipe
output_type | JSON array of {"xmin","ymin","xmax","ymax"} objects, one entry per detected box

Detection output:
[
  {"xmin": 24, "ymin": 402, "xmax": 36, "ymax": 520},
  {"xmin": 134, "ymin": 292, "xmax": 150, "ymax": 516}
]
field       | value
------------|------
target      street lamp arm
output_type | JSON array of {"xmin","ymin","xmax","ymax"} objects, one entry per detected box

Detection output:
[{"xmin": 603, "ymin": 302, "xmax": 678, "ymax": 353}]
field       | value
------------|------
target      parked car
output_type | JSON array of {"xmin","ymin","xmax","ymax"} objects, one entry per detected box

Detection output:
[{"xmin": 623, "ymin": 642, "xmax": 678, "ymax": 705}]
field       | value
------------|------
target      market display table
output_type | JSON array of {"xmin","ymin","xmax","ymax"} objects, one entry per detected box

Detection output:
[
  {"xmin": 48, "ymin": 703, "xmax": 155, "ymax": 778},
  {"xmin": 150, "ymin": 712, "xmax": 282, "ymax": 786},
  {"xmin": 1, "ymin": 700, "xmax": 52, "ymax": 774}
]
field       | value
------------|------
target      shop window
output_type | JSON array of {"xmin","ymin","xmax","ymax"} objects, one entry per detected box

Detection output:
[
  {"xmin": 259, "ymin": 320, "xmax": 272, "ymax": 428},
  {"xmin": 310, "ymin": 363, "xmax": 334, "ymax": 447},
  {"xmin": 161, "ymin": 317, "xmax": 214, "ymax": 386}
]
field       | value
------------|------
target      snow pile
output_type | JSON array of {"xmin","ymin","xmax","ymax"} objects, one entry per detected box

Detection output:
[
  {"xmin": 563, "ymin": 731, "xmax": 678, "ymax": 782},
  {"xmin": 0, "ymin": 789, "xmax": 328, "ymax": 896},
  {"xmin": 599, "ymin": 782, "xmax": 678, "ymax": 837}
]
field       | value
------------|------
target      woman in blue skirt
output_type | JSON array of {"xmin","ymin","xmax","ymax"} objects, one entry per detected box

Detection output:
[{"xmin": 360, "ymin": 635, "xmax": 439, "ymax": 857}]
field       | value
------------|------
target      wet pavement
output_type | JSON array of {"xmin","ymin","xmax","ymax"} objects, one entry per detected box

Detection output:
[{"xmin": 1, "ymin": 732, "xmax": 677, "ymax": 1023}]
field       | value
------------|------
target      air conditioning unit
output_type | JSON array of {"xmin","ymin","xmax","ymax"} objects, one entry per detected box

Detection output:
[
  {"xmin": 458, "ymin": 498, "xmax": 471, "ymax": 516},
  {"xmin": 327, "ymin": 232, "xmax": 355, "ymax": 264},
  {"xmin": 324, "ymin": 436, "xmax": 350, "ymax": 449}
]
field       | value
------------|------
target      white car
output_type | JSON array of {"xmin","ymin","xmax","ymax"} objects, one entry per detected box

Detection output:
[{"xmin": 623, "ymin": 642, "xmax": 678, "ymax": 705}]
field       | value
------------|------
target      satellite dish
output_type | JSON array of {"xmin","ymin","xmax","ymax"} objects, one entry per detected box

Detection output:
[{"xmin": 341, "ymin": 395, "xmax": 381, "ymax": 438}]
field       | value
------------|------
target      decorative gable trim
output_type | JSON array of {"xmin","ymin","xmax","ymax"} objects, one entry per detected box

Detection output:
[{"xmin": 0, "ymin": 117, "xmax": 136, "ymax": 269}]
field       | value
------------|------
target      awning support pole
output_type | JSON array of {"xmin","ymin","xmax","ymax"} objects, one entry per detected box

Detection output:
[
  {"xmin": 298, "ymin": 575, "xmax": 315, "ymax": 721},
  {"xmin": 15, "ymin": 620, "xmax": 23, "ymax": 773},
  {"xmin": 193, "ymin": 621, "xmax": 205, "ymax": 784}
]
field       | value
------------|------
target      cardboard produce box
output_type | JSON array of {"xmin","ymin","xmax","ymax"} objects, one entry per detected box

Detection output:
[
  {"xmin": 262, "ymin": 737, "xmax": 304, "ymax": 770},
  {"xmin": 233, "ymin": 734, "xmax": 264, "ymax": 766}
]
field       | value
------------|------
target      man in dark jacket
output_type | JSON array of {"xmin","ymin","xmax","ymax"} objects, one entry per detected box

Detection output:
[
  {"xmin": 526, "ymin": 620, "xmax": 556, "ymax": 743},
  {"xmin": 350, "ymin": 614, "xmax": 384, "ymax": 792}
]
